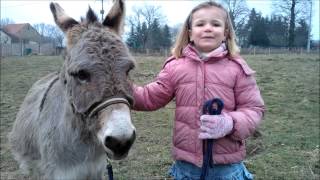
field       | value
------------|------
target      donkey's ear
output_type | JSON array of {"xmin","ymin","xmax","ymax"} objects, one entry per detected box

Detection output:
[
  {"xmin": 86, "ymin": 6, "xmax": 98, "ymax": 24},
  {"xmin": 50, "ymin": 2, "xmax": 79, "ymax": 32},
  {"xmin": 102, "ymin": 0, "xmax": 124, "ymax": 35}
]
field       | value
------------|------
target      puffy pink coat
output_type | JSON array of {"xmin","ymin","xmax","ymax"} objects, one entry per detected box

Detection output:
[{"xmin": 133, "ymin": 44, "xmax": 265, "ymax": 167}]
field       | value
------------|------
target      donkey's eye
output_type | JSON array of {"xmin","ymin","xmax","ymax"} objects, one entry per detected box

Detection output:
[
  {"xmin": 126, "ymin": 66, "xmax": 133, "ymax": 76},
  {"xmin": 71, "ymin": 70, "xmax": 91, "ymax": 83},
  {"xmin": 126, "ymin": 62, "xmax": 135, "ymax": 76}
]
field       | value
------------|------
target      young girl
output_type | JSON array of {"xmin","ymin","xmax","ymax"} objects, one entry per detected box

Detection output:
[{"xmin": 133, "ymin": 1, "xmax": 265, "ymax": 179}]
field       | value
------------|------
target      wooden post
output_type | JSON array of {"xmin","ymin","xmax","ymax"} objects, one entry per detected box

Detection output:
[
  {"xmin": 11, "ymin": 43, "xmax": 13, "ymax": 56},
  {"xmin": 20, "ymin": 39, "xmax": 23, "ymax": 56}
]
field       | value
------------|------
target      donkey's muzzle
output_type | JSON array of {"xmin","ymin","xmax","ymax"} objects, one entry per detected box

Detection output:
[
  {"xmin": 104, "ymin": 131, "xmax": 136, "ymax": 159},
  {"xmin": 96, "ymin": 99, "xmax": 136, "ymax": 160}
]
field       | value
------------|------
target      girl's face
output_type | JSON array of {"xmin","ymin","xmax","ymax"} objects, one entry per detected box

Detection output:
[{"xmin": 189, "ymin": 6, "xmax": 227, "ymax": 53}]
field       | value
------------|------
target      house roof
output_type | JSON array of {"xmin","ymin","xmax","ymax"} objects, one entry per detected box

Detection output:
[
  {"xmin": 0, "ymin": 29, "xmax": 12, "ymax": 37},
  {"xmin": 2, "ymin": 23, "xmax": 32, "ymax": 39},
  {"xmin": 3, "ymin": 23, "xmax": 28, "ymax": 38}
]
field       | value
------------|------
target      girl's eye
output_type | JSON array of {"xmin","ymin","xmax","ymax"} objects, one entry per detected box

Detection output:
[
  {"xmin": 195, "ymin": 23, "xmax": 204, "ymax": 27},
  {"xmin": 211, "ymin": 21, "xmax": 222, "ymax": 27}
]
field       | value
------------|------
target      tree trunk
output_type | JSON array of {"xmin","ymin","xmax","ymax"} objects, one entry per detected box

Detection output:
[{"xmin": 288, "ymin": 0, "xmax": 296, "ymax": 50}]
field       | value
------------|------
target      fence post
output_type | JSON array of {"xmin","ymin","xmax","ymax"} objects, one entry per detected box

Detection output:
[
  {"xmin": 11, "ymin": 43, "xmax": 13, "ymax": 56},
  {"xmin": 20, "ymin": 40, "xmax": 23, "ymax": 56}
]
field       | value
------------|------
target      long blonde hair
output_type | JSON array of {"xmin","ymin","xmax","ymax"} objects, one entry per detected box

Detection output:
[{"xmin": 171, "ymin": 1, "xmax": 240, "ymax": 58}]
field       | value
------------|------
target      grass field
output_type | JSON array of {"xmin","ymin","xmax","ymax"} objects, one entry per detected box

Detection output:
[{"xmin": 0, "ymin": 54, "xmax": 319, "ymax": 179}]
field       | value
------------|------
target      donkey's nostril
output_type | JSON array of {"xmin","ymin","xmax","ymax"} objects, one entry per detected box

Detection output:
[
  {"xmin": 104, "ymin": 134, "xmax": 135, "ymax": 155},
  {"xmin": 104, "ymin": 136, "xmax": 120, "ymax": 152}
]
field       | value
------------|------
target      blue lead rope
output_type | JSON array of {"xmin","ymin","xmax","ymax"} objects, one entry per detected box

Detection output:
[
  {"xmin": 200, "ymin": 139, "xmax": 214, "ymax": 180},
  {"xmin": 200, "ymin": 98, "xmax": 224, "ymax": 180},
  {"xmin": 106, "ymin": 157, "xmax": 114, "ymax": 180}
]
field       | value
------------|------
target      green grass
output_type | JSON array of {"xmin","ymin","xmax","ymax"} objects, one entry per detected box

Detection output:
[{"xmin": 0, "ymin": 54, "xmax": 319, "ymax": 179}]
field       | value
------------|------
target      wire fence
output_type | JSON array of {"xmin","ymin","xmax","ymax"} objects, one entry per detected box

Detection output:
[
  {"xmin": 1, "ymin": 45, "xmax": 319, "ymax": 58},
  {"xmin": 240, "ymin": 47, "xmax": 320, "ymax": 55},
  {"xmin": 130, "ymin": 47, "xmax": 320, "ymax": 57},
  {"xmin": 1, "ymin": 42, "xmax": 59, "ymax": 57}
]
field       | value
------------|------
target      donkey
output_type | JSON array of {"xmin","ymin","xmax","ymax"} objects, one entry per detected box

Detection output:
[{"xmin": 8, "ymin": 0, "xmax": 136, "ymax": 179}]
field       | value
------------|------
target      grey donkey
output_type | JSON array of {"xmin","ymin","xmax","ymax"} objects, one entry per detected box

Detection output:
[{"xmin": 8, "ymin": 0, "xmax": 136, "ymax": 179}]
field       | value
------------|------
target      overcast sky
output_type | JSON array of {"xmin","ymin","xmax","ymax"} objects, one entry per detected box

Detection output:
[{"xmin": 1, "ymin": 0, "xmax": 319, "ymax": 40}]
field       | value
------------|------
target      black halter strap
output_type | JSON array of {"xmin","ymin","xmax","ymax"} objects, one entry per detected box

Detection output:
[{"xmin": 88, "ymin": 97, "xmax": 130, "ymax": 118}]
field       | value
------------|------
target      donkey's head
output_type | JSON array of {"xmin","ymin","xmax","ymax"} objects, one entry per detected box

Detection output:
[{"xmin": 50, "ymin": 0, "xmax": 135, "ymax": 160}]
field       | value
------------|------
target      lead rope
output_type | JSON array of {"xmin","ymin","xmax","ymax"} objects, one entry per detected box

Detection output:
[
  {"xmin": 200, "ymin": 139, "xmax": 214, "ymax": 180},
  {"xmin": 105, "ymin": 156, "xmax": 114, "ymax": 180},
  {"xmin": 200, "ymin": 98, "xmax": 224, "ymax": 180}
]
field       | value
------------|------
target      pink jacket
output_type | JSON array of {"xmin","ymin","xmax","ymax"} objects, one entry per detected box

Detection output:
[{"xmin": 133, "ymin": 44, "xmax": 265, "ymax": 167}]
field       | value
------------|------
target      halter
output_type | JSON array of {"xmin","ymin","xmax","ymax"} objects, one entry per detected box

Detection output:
[
  {"xmin": 88, "ymin": 97, "xmax": 131, "ymax": 118},
  {"xmin": 87, "ymin": 97, "xmax": 131, "ymax": 180},
  {"xmin": 39, "ymin": 74, "xmax": 129, "ymax": 180}
]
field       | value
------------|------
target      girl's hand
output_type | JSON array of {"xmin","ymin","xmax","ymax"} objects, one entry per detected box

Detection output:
[{"xmin": 199, "ymin": 113, "xmax": 233, "ymax": 139}]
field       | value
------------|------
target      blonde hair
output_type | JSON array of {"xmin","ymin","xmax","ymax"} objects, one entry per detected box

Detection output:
[{"xmin": 171, "ymin": 1, "xmax": 240, "ymax": 58}]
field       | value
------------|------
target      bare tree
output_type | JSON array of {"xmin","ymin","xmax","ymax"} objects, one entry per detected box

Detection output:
[
  {"xmin": 127, "ymin": 4, "xmax": 165, "ymax": 29},
  {"xmin": 221, "ymin": 0, "xmax": 249, "ymax": 32},
  {"xmin": 126, "ymin": 4, "xmax": 167, "ymax": 51},
  {"xmin": 140, "ymin": 5, "xmax": 165, "ymax": 27},
  {"xmin": 33, "ymin": 23, "xmax": 65, "ymax": 55},
  {"xmin": 47, "ymin": 25, "xmax": 64, "ymax": 47},
  {"xmin": 272, "ymin": 0, "xmax": 311, "ymax": 49},
  {"xmin": 33, "ymin": 23, "xmax": 48, "ymax": 43},
  {"xmin": 0, "ymin": 18, "xmax": 15, "ymax": 27},
  {"xmin": 126, "ymin": 6, "xmax": 143, "ymax": 28}
]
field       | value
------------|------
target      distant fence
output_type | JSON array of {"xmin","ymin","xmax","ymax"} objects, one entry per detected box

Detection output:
[
  {"xmin": 130, "ymin": 49, "xmax": 170, "ymax": 57},
  {"xmin": 241, "ymin": 47, "xmax": 320, "ymax": 55},
  {"xmin": 2, "ymin": 45, "xmax": 318, "ymax": 57},
  {"xmin": 130, "ymin": 47, "xmax": 320, "ymax": 57},
  {"xmin": 1, "ymin": 43, "xmax": 58, "ymax": 57}
]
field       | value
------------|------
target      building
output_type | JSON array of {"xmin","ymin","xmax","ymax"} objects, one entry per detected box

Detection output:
[
  {"xmin": 0, "ymin": 23, "xmax": 58, "ymax": 56},
  {"xmin": 1, "ymin": 23, "xmax": 41, "ymax": 56},
  {"xmin": 0, "ymin": 30, "xmax": 12, "ymax": 44}
]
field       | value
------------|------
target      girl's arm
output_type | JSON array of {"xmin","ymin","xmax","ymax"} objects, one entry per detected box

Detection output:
[
  {"xmin": 133, "ymin": 61, "xmax": 174, "ymax": 111},
  {"xmin": 227, "ymin": 69, "xmax": 265, "ymax": 141}
]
